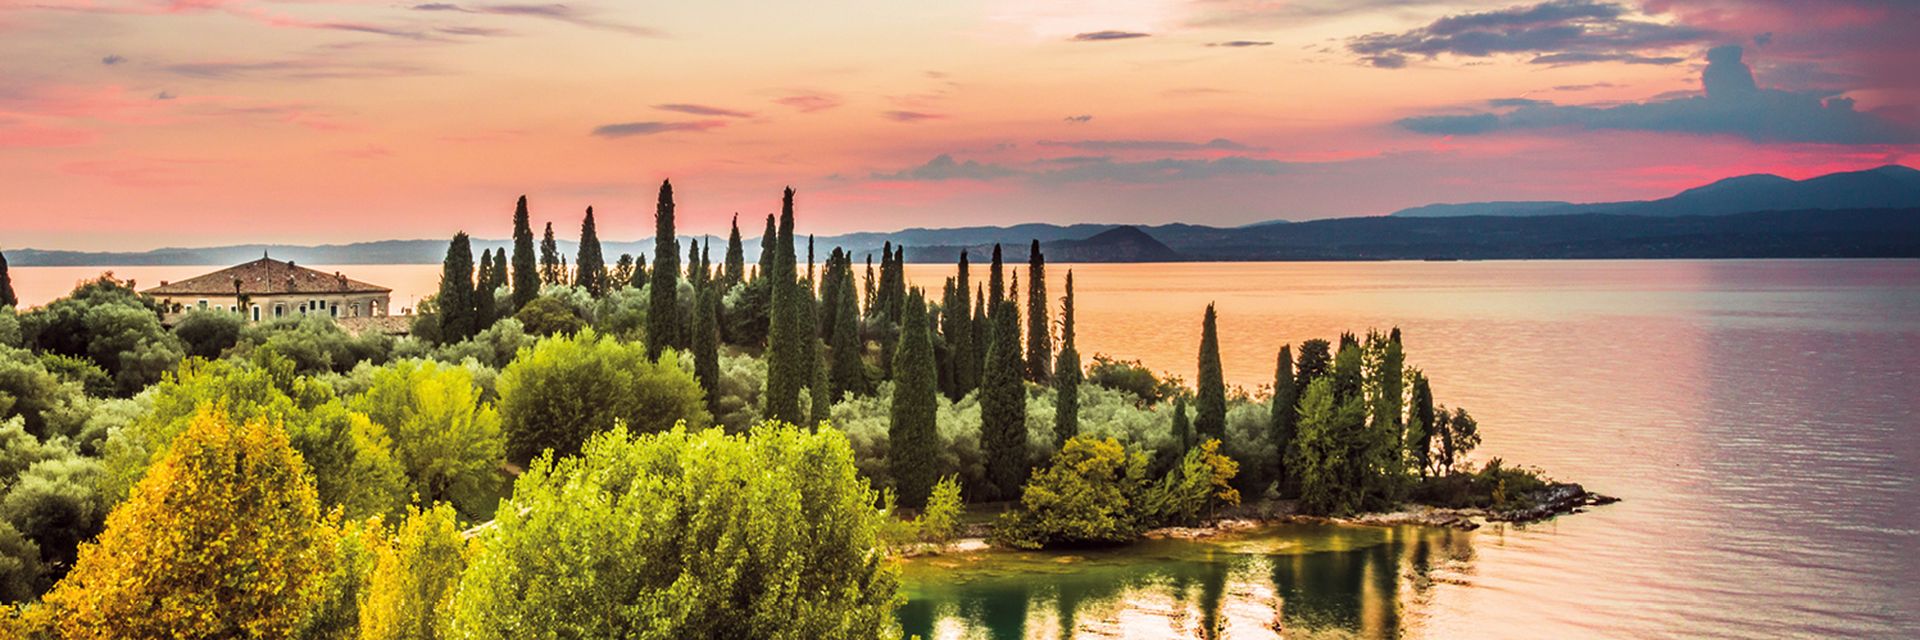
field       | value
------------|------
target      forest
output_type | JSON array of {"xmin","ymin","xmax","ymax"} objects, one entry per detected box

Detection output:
[{"xmin": 0, "ymin": 182, "xmax": 1540, "ymax": 639}]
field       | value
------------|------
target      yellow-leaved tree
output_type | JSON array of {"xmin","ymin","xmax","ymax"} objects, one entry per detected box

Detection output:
[{"xmin": 35, "ymin": 407, "xmax": 332, "ymax": 639}]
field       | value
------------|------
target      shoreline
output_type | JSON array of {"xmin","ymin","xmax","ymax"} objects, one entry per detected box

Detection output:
[{"xmin": 908, "ymin": 482, "xmax": 1619, "ymax": 556}]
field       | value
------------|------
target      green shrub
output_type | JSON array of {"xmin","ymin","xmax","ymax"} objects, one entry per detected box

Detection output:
[
  {"xmin": 1085, "ymin": 354, "xmax": 1180, "ymax": 406},
  {"xmin": 496, "ymin": 330, "xmax": 710, "ymax": 465},
  {"xmin": 992, "ymin": 436, "xmax": 1153, "ymax": 550},
  {"xmin": 171, "ymin": 309, "xmax": 244, "ymax": 359},
  {"xmin": 446, "ymin": 423, "xmax": 902, "ymax": 639},
  {"xmin": 512, "ymin": 296, "xmax": 586, "ymax": 338}
]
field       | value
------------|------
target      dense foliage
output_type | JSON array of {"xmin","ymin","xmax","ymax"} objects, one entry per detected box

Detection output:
[
  {"xmin": 495, "ymin": 329, "xmax": 710, "ymax": 465},
  {"xmin": 446, "ymin": 424, "xmax": 902, "ymax": 639}
]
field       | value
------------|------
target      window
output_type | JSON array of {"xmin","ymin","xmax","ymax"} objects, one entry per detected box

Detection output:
[
  {"xmin": 274, "ymin": 304, "xmax": 284, "ymax": 318},
  {"xmin": 197, "ymin": 300, "xmax": 208, "ymax": 310},
  {"xmin": 251, "ymin": 305, "xmax": 261, "ymax": 322}
]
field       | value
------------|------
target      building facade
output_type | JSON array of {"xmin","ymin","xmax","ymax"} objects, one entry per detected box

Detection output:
[{"xmin": 143, "ymin": 256, "xmax": 392, "ymax": 322}]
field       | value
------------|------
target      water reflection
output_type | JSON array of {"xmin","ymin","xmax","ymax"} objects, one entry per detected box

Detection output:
[{"xmin": 897, "ymin": 523, "xmax": 1476, "ymax": 639}]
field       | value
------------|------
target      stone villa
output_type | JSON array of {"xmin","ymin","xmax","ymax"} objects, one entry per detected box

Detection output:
[{"xmin": 143, "ymin": 256, "xmax": 392, "ymax": 322}]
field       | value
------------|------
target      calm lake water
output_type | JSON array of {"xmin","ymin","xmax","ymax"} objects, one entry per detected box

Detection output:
[{"xmin": 15, "ymin": 259, "xmax": 1920, "ymax": 638}]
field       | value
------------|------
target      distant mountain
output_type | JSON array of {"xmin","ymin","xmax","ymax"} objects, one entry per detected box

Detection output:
[{"xmin": 1390, "ymin": 165, "xmax": 1920, "ymax": 218}]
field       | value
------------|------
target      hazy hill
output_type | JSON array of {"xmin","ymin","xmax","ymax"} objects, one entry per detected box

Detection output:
[{"xmin": 1390, "ymin": 165, "xmax": 1920, "ymax": 218}]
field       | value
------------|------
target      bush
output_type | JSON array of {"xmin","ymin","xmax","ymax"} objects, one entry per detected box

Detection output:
[
  {"xmin": 0, "ymin": 520, "xmax": 43, "ymax": 603},
  {"xmin": 917, "ymin": 476, "xmax": 964, "ymax": 545},
  {"xmin": 35, "ymin": 409, "xmax": 332, "ymax": 639},
  {"xmin": 350, "ymin": 359, "xmax": 505, "ymax": 518},
  {"xmin": 0, "ymin": 455, "xmax": 106, "ymax": 585},
  {"xmin": 1141, "ymin": 439, "xmax": 1240, "ymax": 527},
  {"xmin": 992, "ymin": 436, "xmax": 1153, "ymax": 550},
  {"xmin": 512, "ymin": 296, "xmax": 586, "ymax": 337},
  {"xmin": 18, "ymin": 275, "xmax": 183, "ymax": 396},
  {"xmin": 1410, "ymin": 458, "xmax": 1552, "ymax": 510},
  {"xmin": 1085, "ymin": 354, "xmax": 1180, "ymax": 406},
  {"xmin": 433, "ymin": 317, "xmax": 534, "ymax": 369},
  {"xmin": 496, "ymin": 330, "xmax": 711, "ymax": 465},
  {"xmin": 171, "ymin": 309, "xmax": 244, "ymax": 359},
  {"xmin": 236, "ymin": 316, "xmax": 392, "ymax": 375},
  {"xmin": 96, "ymin": 356, "xmax": 407, "ymax": 519},
  {"xmin": 0, "ymin": 348, "xmax": 84, "ymax": 438},
  {"xmin": 361, "ymin": 503, "xmax": 467, "ymax": 640},
  {"xmin": 446, "ymin": 424, "xmax": 903, "ymax": 639}
]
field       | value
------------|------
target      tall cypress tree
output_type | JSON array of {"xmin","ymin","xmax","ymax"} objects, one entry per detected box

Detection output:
[
  {"xmin": 1271, "ymin": 344, "xmax": 1298, "ymax": 490},
  {"xmin": 489, "ymin": 245, "xmax": 508, "ymax": 297},
  {"xmin": 510, "ymin": 196, "xmax": 537, "ymax": 310},
  {"xmin": 765, "ymin": 188, "xmax": 808, "ymax": 424},
  {"xmin": 631, "ymin": 253, "xmax": 648, "ymax": 289},
  {"xmin": 1171, "ymin": 395, "xmax": 1193, "ymax": 453},
  {"xmin": 474, "ymin": 249, "xmax": 498, "ymax": 328},
  {"xmin": 575, "ymin": 207, "xmax": 606, "ymax": 296},
  {"xmin": 819, "ymin": 248, "xmax": 844, "ymax": 342},
  {"xmin": 692, "ymin": 273, "xmax": 721, "ymax": 413},
  {"xmin": 1296, "ymin": 339, "xmax": 1332, "ymax": 387},
  {"xmin": 889, "ymin": 289, "xmax": 938, "ymax": 509},
  {"xmin": 971, "ymin": 286, "xmax": 987, "ymax": 378},
  {"xmin": 647, "ymin": 180, "xmax": 681, "ymax": 359},
  {"xmin": 943, "ymin": 252, "xmax": 975, "ymax": 399},
  {"xmin": 437, "ymin": 232, "xmax": 476, "ymax": 342},
  {"xmin": 1, "ymin": 250, "xmax": 17, "ymax": 308},
  {"xmin": 829, "ymin": 267, "xmax": 866, "ymax": 399},
  {"xmin": 980, "ymin": 300, "xmax": 1027, "ymax": 501},
  {"xmin": 1194, "ymin": 303, "xmax": 1226, "ymax": 443},
  {"xmin": 987, "ymin": 244, "xmax": 1005, "ymax": 313},
  {"xmin": 1052, "ymin": 270, "xmax": 1081, "ymax": 446},
  {"xmin": 1409, "ymin": 371, "xmax": 1436, "ymax": 477},
  {"xmin": 724, "ymin": 214, "xmax": 746, "ymax": 287},
  {"xmin": 863, "ymin": 254, "xmax": 876, "ymax": 315},
  {"xmin": 1025, "ymin": 239, "xmax": 1051, "ymax": 383},
  {"xmin": 539, "ymin": 222, "xmax": 561, "ymax": 285},
  {"xmin": 757, "ymin": 214, "xmax": 777, "ymax": 281}
]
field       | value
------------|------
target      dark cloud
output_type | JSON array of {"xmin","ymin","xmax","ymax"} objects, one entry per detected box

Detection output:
[
  {"xmin": 164, "ymin": 59, "xmax": 431, "ymax": 80},
  {"xmin": 1208, "ymin": 40, "xmax": 1274, "ymax": 48},
  {"xmin": 776, "ymin": 93, "xmax": 841, "ymax": 112},
  {"xmin": 590, "ymin": 120, "xmax": 726, "ymax": 137},
  {"xmin": 883, "ymin": 110, "xmax": 944, "ymax": 122},
  {"xmin": 1396, "ymin": 46, "xmax": 1918, "ymax": 144},
  {"xmin": 1034, "ymin": 156, "xmax": 1292, "ymax": 183},
  {"xmin": 437, "ymin": 25, "xmax": 511, "ymax": 37},
  {"xmin": 870, "ymin": 154, "xmax": 1296, "ymax": 184},
  {"xmin": 872, "ymin": 154, "xmax": 1019, "ymax": 181},
  {"xmin": 654, "ymin": 103, "xmax": 753, "ymax": 118},
  {"xmin": 1553, "ymin": 82, "xmax": 1620, "ymax": 91},
  {"xmin": 1071, "ymin": 30, "xmax": 1150, "ymax": 41},
  {"xmin": 1064, "ymin": 114, "xmax": 1093, "ymax": 123},
  {"xmin": 1489, "ymin": 98, "xmax": 1552, "ymax": 107},
  {"xmin": 1037, "ymin": 138, "xmax": 1252, "ymax": 152},
  {"xmin": 1530, "ymin": 52, "xmax": 1684, "ymax": 65},
  {"xmin": 410, "ymin": 3, "xmax": 660, "ymax": 37},
  {"xmin": 1347, "ymin": 0, "xmax": 1709, "ymax": 68},
  {"xmin": 101, "ymin": 55, "xmax": 126, "ymax": 65},
  {"xmin": 1753, "ymin": 32, "xmax": 1773, "ymax": 47},
  {"xmin": 153, "ymin": 91, "xmax": 176, "ymax": 100}
]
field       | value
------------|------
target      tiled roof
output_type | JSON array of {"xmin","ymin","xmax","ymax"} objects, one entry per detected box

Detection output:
[{"xmin": 143, "ymin": 257, "xmax": 391, "ymax": 296}]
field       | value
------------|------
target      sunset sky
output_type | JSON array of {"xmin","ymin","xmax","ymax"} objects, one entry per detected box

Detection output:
[{"xmin": 2, "ymin": 0, "xmax": 1916, "ymax": 250}]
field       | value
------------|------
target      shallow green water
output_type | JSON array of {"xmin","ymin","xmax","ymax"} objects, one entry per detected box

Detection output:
[{"xmin": 898, "ymin": 523, "xmax": 1477, "ymax": 639}]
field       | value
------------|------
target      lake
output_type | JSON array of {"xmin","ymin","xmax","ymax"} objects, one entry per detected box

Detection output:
[{"xmin": 13, "ymin": 259, "xmax": 1919, "ymax": 637}]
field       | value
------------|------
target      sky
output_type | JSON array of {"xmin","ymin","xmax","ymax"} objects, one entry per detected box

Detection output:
[{"xmin": 2, "ymin": 0, "xmax": 1916, "ymax": 251}]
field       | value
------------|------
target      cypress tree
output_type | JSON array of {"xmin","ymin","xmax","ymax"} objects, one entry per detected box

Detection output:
[
  {"xmin": 810, "ymin": 338, "xmax": 831, "ymax": 427},
  {"xmin": 979, "ymin": 300, "xmax": 1027, "ymax": 501},
  {"xmin": 819, "ymin": 248, "xmax": 843, "ymax": 342},
  {"xmin": 510, "ymin": 196, "xmax": 537, "ymax": 310},
  {"xmin": 943, "ymin": 252, "xmax": 975, "ymax": 399},
  {"xmin": 437, "ymin": 232, "xmax": 476, "ymax": 342},
  {"xmin": 1052, "ymin": 270, "xmax": 1081, "ymax": 446},
  {"xmin": 829, "ymin": 260, "xmax": 866, "ymax": 399},
  {"xmin": 1025, "ymin": 240, "xmax": 1051, "ymax": 383},
  {"xmin": 631, "ymin": 253, "xmax": 648, "ymax": 289},
  {"xmin": 757, "ymin": 213, "xmax": 777, "ymax": 281},
  {"xmin": 861, "ymin": 254, "xmax": 874, "ymax": 314},
  {"xmin": 539, "ymin": 222, "xmax": 560, "ymax": 285},
  {"xmin": 765, "ymin": 188, "xmax": 808, "ymax": 424},
  {"xmin": 888, "ymin": 289, "xmax": 939, "ymax": 509},
  {"xmin": 971, "ymin": 286, "xmax": 987, "ymax": 378},
  {"xmin": 723, "ymin": 214, "xmax": 746, "ymax": 287},
  {"xmin": 987, "ymin": 244, "xmax": 1005, "ymax": 312},
  {"xmin": 937, "ymin": 278, "xmax": 959, "ymax": 398},
  {"xmin": 575, "ymin": 207, "xmax": 607, "ymax": 296},
  {"xmin": 692, "ymin": 274, "xmax": 721, "ymax": 413},
  {"xmin": 687, "ymin": 238, "xmax": 701, "ymax": 287},
  {"xmin": 474, "ymin": 249, "xmax": 497, "ymax": 328},
  {"xmin": 1194, "ymin": 303, "xmax": 1226, "ymax": 443},
  {"xmin": 1171, "ymin": 395, "xmax": 1192, "ymax": 452},
  {"xmin": 489, "ymin": 246, "xmax": 508, "ymax": 296},
  {"xmin": 1271, "ymin": 344, "xmax": 1298, "ymax": 487},
  {"xmin": 1410, "ymin": 371, "xmax": 1436, "ymax": 477},
  {"xmin": 1, "ymin": 250, "xmax": 17, "ymax": 308},
  {"xmin": 648, "ymin": 180, "xmax": 681, "ymax": 359}
]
